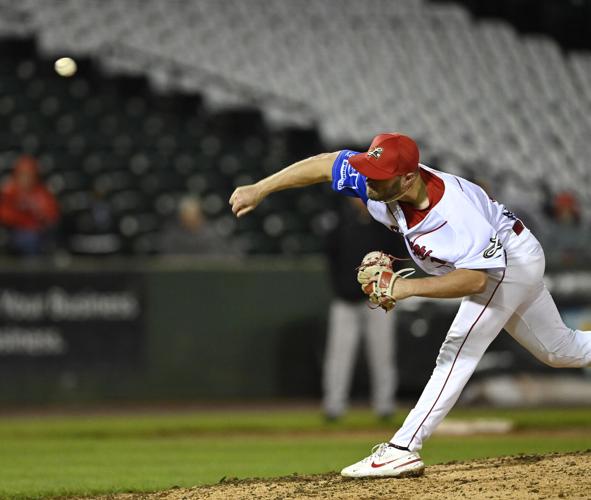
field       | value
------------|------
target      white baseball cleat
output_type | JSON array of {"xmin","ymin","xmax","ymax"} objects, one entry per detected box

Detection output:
[{"xmin": 340, "ymin": 443, "xmax": 425, "ymax": 478}]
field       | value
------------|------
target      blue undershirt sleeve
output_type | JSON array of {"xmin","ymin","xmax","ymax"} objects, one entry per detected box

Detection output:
[{"xmin": 330, "ymin": 150, "xmax": 368, "ymax": 204}]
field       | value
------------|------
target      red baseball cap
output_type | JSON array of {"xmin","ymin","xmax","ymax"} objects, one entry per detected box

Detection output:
[{"xmin": 349, "ymin": 133, "xmax": 419, "ymax": 180}]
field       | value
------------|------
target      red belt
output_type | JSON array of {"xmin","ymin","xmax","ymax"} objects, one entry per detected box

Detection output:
[{"xmin": 512, "ymin": 220, "xmax": 524, "ymax": 235}]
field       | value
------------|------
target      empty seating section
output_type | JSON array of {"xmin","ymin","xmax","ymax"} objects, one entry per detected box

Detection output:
[{"xmin": 0, "ymin": 0, "xmax": 589, "ymax": 254}]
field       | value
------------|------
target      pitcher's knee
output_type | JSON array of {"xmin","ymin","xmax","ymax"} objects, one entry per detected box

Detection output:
[
  {"xmin": 543, "ymin": 353, "xmax": 588, "ymax": 369},
  {"xmin": 544, "ymin": 355, "xmax": 567, "ymax": 368}
]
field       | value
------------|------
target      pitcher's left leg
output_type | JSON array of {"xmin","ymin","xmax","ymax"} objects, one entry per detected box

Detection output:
[
  {"xmin": 341, "ymin": 274, "xmax": 515, "ymax": 478},
  {"xmin": 391, "ymin": 272, "xmax": 513, "ymax": 451}
]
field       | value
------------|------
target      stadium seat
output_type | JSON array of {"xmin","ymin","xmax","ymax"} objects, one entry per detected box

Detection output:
[{"xmin": 0, "ymin": 0, "xmax": 589, "ymax": 255}]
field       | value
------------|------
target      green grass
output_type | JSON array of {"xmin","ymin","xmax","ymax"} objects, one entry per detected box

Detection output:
[
  {"xmin": 0, "ymin": 406, "xmax": 590, "ymax": 499},
  {"xmin": 1, "ymin": 406, "xmax": 589, "ymax": 438}
]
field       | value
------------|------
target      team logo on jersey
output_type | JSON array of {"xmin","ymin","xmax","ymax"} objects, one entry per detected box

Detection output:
[
  {"xmin": 367, "ymin": 147, "xmax": 383, "ymax": 160},
  {"xmin": 483, "ymin": 235, "xmax": 503, "ymax": 259},
  {"xmin": 406, "ymin": 237, "xmax": 433, "ymax": 260},
  {"xmin": 405, "ymin": 237, "xmax": 452, "ymax": 268},
  {"xmin": 412, "ymin": 244, "xmax": 432, "ymax": 260}
]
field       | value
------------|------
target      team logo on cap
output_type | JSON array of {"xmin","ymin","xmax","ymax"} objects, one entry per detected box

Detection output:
[{"xmin": 367, "ymin": 147, "xmax": 383, "ymax": 160}]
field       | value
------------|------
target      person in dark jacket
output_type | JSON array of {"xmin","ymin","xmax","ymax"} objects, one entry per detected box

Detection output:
[{"xmin": 323, "ymin": 196, "xmax": 407, "ymax": 420}]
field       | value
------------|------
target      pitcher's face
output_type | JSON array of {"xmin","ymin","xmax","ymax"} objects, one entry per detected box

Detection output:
[{"xmin": 366, "ymin": 175, "xmax": 410, "ymax": 203}]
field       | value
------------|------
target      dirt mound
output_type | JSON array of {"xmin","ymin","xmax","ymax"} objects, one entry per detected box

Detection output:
[{"xmin": 102, "ymin": 451, "xmax": 591, "ymax": 500}]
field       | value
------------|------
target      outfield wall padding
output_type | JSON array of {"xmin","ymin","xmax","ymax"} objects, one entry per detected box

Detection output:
[
  {"xmin": 0, "ymin": 257, "xmax": 589, "ymax": 403},
  {"xmin": 0, "ymin": 258, "xmax": 332, "ymax": 402}
]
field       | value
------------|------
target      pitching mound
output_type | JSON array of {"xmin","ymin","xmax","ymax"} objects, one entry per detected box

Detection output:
[{"xmin": 103, "ymin": 451, "xmax": 591, "ymax": 499}]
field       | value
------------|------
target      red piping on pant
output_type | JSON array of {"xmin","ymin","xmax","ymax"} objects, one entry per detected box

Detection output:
[{"xmin": 404, "ymin": 268, "xmax": 506, "ymax": 448}]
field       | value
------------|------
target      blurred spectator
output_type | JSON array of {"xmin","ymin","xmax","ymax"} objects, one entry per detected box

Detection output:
[
  {"xmin": 66, "ymin": 184, "xmax": 122, "ymax": 255},
  {"xmin": 496, "ymin": 178, "xmax": 588, "ymax": 266},
  {"xmin": 0, "ymin": 155, "xmax": 60, "ymax": 256},
  {"xmin": 488, "ymin": 172, "xmax": 544, "ymax": 237},
  {"xmin": 552, "ymin": 191, "xmax": 581, "ymax": 226},
  {"xmin": 539, "ymin": 190, "xmax": 589, "ymax": 266},
  {"xmin": 323, "ymin": 197, "xmax": 407, "ymax": 421},
  {"xmin": 159, "ymin": 195, "xmax": 239, "ymax": 255}
]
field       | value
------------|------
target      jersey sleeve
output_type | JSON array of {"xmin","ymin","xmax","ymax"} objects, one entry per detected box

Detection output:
[
  {"xmin": 450, "ymin": 215, "xmax": 506, "ymax": 271},
  {"xmin": 331, "ymin": 150, "xmax": 368, "ymax": 204}
]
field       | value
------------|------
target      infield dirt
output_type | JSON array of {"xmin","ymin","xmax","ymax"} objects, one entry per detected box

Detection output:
[{"xmin": 95, "ymin": 450, "xmax": 591, "ymax": 500}]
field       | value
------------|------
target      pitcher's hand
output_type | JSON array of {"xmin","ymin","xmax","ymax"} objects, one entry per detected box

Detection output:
[{"xmin": 229, "ymin": 184, "xmax": 263, "ymax": 217}]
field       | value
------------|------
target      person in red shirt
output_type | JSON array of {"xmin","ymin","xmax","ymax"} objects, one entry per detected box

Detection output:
[{"xmin": 0, "ymin": 155, "xmax": 60, "ymax": 255}]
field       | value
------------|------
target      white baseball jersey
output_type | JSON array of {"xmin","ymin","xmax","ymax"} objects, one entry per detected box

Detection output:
[
  {"xmin": 331, "ymin": 149, "xmax": 591, "ymax": 453},
  {"xmin": 331, "ymin": 149, "xmax": 524, "ymax": 275}
]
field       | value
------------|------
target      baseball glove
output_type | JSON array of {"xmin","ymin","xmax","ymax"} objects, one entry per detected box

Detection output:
[{"xmin": 357, "ymin": 251, "xmax": 415, "ymax": 312}]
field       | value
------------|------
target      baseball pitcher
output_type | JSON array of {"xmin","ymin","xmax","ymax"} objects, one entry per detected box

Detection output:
[{"xmin": 229, "ymin": 133, "xmax": 591, "ymax": 478}]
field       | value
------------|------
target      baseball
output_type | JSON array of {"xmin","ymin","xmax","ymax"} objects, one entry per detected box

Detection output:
[{"xmin": 54, "ymin": 57, "xmax": 77, "ymax": 77}]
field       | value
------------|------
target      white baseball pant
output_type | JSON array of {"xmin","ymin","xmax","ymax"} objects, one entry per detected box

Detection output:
[
  {"xmin": 323, "ymin": 298, "xmax": 397, "ymax": 417},
  {"xmin": 392, "ymin": 231, "xmax": 591, "ymax": 451}
]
